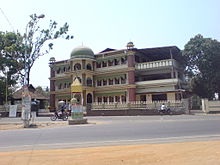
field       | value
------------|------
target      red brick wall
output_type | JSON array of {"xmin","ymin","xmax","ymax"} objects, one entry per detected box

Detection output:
[
  {"xmin": 128, "ymin": 88, "xmax": 136, "ymax": 102},
  {"xmin": 49, "ymin": 68, "xmax": 56, "ymax": 110},
  {"xmin": 127, "ymin": 54, "xmax": 135, "ymax": 67},
  {"xmin": 128, "ymin": 71, "xmax": 135, "ymax": 84}
]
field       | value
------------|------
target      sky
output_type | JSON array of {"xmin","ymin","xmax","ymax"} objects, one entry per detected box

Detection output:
[{"xmin": 1, "ymin": 0, "xmax": 220, "ymax": 89}]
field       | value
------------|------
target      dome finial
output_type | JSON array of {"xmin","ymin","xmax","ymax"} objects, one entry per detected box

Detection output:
[{"xmin": 126, "ymin": 41, "xmax": 134, "ymax": 50}]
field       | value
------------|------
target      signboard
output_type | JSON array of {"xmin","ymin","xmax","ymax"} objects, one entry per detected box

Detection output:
[{"xmin": 9, "ymin": 105, "xmax": 17, "ymax": 117}]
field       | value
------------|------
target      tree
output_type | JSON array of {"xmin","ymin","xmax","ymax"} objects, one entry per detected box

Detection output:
[
  {"xmin": 22, "ymin": 13, "xmax": 73, "ymax": 85},
  {"xmin": 0, "ymin": 31, "xmax": 23, "ymax": 82},
  {"xmin": 0, "ymin": 31, "xmax": 22, "ymax": 104},
  {"xmin": 35, "ymin": 86, "xmax": 49, "ymax": 97},
  {"xmin": 183, "ymin": 34, "xmax": 220, "ymax": 99}
]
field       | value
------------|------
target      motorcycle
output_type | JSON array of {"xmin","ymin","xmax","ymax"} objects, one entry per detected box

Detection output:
[
  {"xmin": 158, "ymin": 107, "xmax": 173, "ymax": 115},
  {"xmin": 50, "ymin": 111, "xmax": 68, "ymax": 121}
]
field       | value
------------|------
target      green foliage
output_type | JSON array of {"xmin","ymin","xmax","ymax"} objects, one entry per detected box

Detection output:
[
  {"xmin": 0, "ymin": 31, "xmax": 23, "ymax": 84},
  {"xmin": 0, "ymin": 31, "xmax": 23, "ymax": 104},
  {"xmin": 35, "ymin": 86, "xmax": 49, "ymax": 97},
  {"xmin": 0, "ymin": 13, "xmax": 73, "ymax": 104},
  {"xmin": 183, "ymin": 34, "xmax": 220, "ymax": 99}
]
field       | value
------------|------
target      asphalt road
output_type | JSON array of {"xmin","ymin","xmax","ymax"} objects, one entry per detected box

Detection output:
[{"xmin": 1, "ymin": 115, "xmax": 220, "ymax": 151}]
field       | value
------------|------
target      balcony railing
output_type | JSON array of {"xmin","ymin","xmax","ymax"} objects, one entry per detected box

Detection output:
[
  {"xmin": 135, "ymin": 59, "xmax": 178, "ymax": 70},
  {"xmin": 95, "ymin": 64, "xmax": 127, "ymax": 72},
  {"xmin": 136, "ymin": 78, "xmax": 178, "ymax": 86}
]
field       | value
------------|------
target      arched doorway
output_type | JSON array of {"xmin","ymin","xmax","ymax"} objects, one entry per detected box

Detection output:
[{"xmin": 87, "ymin": 93, "xmax": 93, "ymax": 104}]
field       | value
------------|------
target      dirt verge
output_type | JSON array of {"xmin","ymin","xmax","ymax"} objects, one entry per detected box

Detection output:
[{"xmin": 0, "ymin": 141, "xmax": 220, "ymax": 165}]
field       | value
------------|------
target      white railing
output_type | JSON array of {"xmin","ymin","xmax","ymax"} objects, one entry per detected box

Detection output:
[
  {"xmin": 135, "ymin": 59, "xmax": 178, "ymax": 70},
  {"xmin": 91, "ymin": 100, "xmax": 184, "ymax": 111}
]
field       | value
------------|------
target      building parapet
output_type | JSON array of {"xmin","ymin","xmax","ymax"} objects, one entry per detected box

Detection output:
[
  {"xmin": 136, "ymin": 78, "xmax": 178, "ymax": 87},
  {"xmin": 135, "ymin": 59, "xmax": 179, "ymax": 70}
]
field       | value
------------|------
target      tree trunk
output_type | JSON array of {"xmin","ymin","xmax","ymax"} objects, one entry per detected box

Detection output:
[{"xmin": 27, "ymin": 69, "xmax": 30, "ymax": 85}]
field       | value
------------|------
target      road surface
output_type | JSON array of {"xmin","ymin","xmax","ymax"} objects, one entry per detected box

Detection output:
[{"xmin": 0, "ymin": 115, "xmax": 220, "ymax": 151}]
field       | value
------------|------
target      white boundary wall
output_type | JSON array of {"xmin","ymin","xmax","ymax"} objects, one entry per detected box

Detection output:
[
  {"xmin": 92, "ymin": 99, "xmax": 188, "ymax": 112},
  {"xmin": 202, "ymin": 99, "xmax": 220, "ymax": 113}
]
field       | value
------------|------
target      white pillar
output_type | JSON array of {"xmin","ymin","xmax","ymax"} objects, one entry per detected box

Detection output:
[
  {"xmin": 202, "ymin": 98, "xmax": 208, "ymax": 113},
  {"xmin": 182, "ymin": 98, "xmax": 189, "ymax": 114}
]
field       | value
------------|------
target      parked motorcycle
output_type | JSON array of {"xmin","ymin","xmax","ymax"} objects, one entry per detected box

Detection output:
[{"xmin": 50, "ymin": 111, "xmax": 68, "ymax": 121}]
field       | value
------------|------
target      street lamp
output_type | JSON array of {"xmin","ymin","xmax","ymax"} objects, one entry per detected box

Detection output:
[
  {"xmin": 37, "ymin": 14, "xmax": 45, "ymax": 19},
  {"xmin": 22, "ymin": 14, "xmax": 45, "ymax": 128}
]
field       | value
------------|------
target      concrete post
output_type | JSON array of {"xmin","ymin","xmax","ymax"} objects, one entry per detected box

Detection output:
[
  {"xmin": 201, "ymin": 98, "xmax": 208, "ymax": 113},
  {"xmin": 182, "ymin": 98, "xmax": 189, "ymax": 114},
  {"xmin": 21, "ymin": 86, "xmax": 31, "ymax": 128}
]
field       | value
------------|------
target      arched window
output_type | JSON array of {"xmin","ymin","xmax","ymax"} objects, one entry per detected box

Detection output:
[
  {"xmin": 121, "ymin": 95, "xmax": 126, "ymax": 102},
  {"xmin": 96, "ymin": 62, "xmax": 101, "ymax": 68},
  {"xmin": 114, "ymin": 59, "xmax": 119, "ymax": 65},
  {"xmin": 58, "ymin": 83, "xmax": 62, "ymax": 89},
  {"xmin": 115, "ymin": 78, "xmax": 120, "ymax": 84},
  {"xmin": 86, "ymin": 77, "xmax": 93, "ymax": 87},
  {"xmin": 108, "ymin": 60, "xmax": 113, "ymax": 66},
  {"xmin": 87, "ymin": 93, "xmax": 93, "ymax": 103},
  {"xmin": 64, "ymin": 83, "xmax": 67, "ymax": 88},
  {"xmin": 103, "ymin": 79, "xmax": 107, "ymax": 86},
  {"xmin": 109, "ymin": 79, "xmax": 113, "ymax": 85},
  {"xmin": 140, "ymin": 95, "xmax": 146, "ymax": 101},
  {"xmin": 121, "ymin": 57, "xmax": 127, "ymax": 64},
  {"xmin": 103, "ymin": 96, "xmax": 108, "ymax": 103},
  {"xmin": 74, "ymin": 63, "xmax": 81, "ymax": 70},
  {"xmin": 97, "ymin": 80, "xmax": 102, "ymax": 86},
  {"xmin": 86, "ymin": 63, "xmax": 92, "ymax": 70},
  {"xmin": 115, "ymin": 96, "xmax": 120, "ymax": 102},
  {"xmin": 63, "ymin": 67, "xmax": 66, "ymax": 72},
  {"xmin": 121, "ymin": 76, "xmax": 126, "ymax": 84},
  {"xmin": 102, "ymin": 61, "xmax": 107, "ymax": 67},
  {"xmin": 109, "ymin": 96, "xmax": 114, "ymax": 102},
  {"xmin": 57, "ymin": 68, "xmax": 61, "ymax": 74},
  {"xmin": 97, "ymin": 97, "xmax": 102, "ymax": 103}
]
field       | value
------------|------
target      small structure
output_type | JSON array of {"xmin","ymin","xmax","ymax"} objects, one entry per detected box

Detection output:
[
  {"xmin": 68, "ymin": 77, "xmax": 87, "ymax": 125},
  {"xmin": 12, "ymin": 84, "xmax": 48, "ymax": 116}
]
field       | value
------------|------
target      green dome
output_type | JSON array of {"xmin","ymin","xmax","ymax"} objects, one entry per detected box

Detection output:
[{"xmin": 70, "ymin": 46, "xmax": 94, "ymax": 59}]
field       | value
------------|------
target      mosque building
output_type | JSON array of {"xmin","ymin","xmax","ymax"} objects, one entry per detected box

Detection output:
[{"xmin": 48, "ymin": 42, "xmax": 188, "ymax": 112}]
